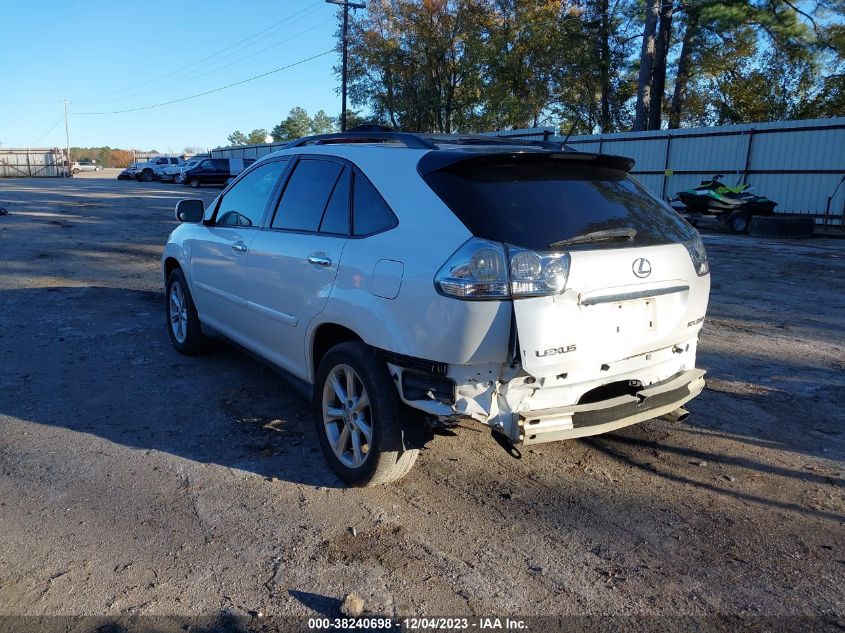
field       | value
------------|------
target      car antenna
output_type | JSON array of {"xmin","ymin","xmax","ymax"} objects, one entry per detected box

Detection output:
[{"xmin": 561, "ymin": 115, "xmax": 581, "ymax": 149}]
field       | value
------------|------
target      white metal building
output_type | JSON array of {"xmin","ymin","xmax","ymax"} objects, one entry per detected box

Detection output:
[{"xmin": 495, "ymin": 118, "xmax": 845, "ymax": 225}]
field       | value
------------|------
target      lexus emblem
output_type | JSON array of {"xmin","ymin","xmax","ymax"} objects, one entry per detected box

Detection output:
[{"xmin": 632, "ymin": 258, "xmax": 652, "ymax": 278}]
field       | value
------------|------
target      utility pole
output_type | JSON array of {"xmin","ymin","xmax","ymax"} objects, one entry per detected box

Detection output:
[
  {"xmin": 326, "ymin": 0, "xmax": 365, "ymax": 132},
  {"xmin": 62, "ymin": 100, "xmax": 71, "ymax": 177}
]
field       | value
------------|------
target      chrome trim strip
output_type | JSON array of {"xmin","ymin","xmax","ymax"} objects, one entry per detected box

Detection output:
[{"xmin": 580, "ymin": 285, "xmax": 690, "ymax": 306}]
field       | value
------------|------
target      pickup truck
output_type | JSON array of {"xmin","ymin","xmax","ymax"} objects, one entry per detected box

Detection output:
[{"xmin": 134, "ymin": 156, "xmax": 183, "ymax": 182}]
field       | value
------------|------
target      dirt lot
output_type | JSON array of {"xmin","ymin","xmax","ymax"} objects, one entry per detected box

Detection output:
[{"xmin": 0, "ymin": 172, "xmax": 843, "ymax": 631}]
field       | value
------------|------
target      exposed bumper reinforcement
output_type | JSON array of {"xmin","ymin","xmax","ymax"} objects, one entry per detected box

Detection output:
[{"xmin": 518, "ymin": 369, "xmax": 706, "ymax": 444}]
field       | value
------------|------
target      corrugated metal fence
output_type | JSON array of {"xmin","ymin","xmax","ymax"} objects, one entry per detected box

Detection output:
[
  {"xmin": 212, "ymin": 142, "xmax": 287, "ymax": 162},
  {"xmin": 0, "ymin": 148, "xmax": 69, "ymax": 178},
  {"xmin": 212, "ymin": 117, "xmax": 845, "ymax": 225},
  {"xmin": 495, "ymin": 118, "xmax": 845, "ymax": 225}
]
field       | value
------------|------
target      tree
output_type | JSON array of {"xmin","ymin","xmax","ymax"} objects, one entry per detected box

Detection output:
[
  {"xmin": 648, "ymin": 1, "xmax": 674, "ymax": 130},
  {"xmin": 272, "ymin": 107, "xmax": 313, "ymax": 141},
  {"xmin": 97, "ymin": 146, "xmax": 112, "ymax": 168},
  {"xmin": 633, "ymin": 0, "xmax": 660, "ymax": 131},
  {"xmin": 311, "ymin": 110, "xmax": 336, "ymax": 134},
  {"xmin": 227, "ymin": 130, "xmax": 248, "ymax": 146},
  {"xmin": 109, "ymin": 149, "xmax": 133, "ymax": 168},
  {"xmin": 246, "ymin": 129, "xmax": 269, "ymax": 144},
  {"xmin": 340, "ymin": 0, "xmax": 843, "ymax": 134}
]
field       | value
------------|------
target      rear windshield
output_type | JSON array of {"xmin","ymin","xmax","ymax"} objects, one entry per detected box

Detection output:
[{"xmin": 422, "ymin": 156, "xmax": 694, "ymax": 250}]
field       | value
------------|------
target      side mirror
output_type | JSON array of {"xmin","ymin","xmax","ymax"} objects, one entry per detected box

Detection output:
[{"xmin": 175, "ymin": 199, "xmax": 204, "ymax": 223}]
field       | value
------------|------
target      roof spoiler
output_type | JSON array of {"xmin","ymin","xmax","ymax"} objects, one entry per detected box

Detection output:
[{"xmin": 417, "ymin": 150, "xmax": 636, "ymax": 176}]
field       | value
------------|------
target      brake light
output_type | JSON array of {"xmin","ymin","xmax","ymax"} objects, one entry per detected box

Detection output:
[
  {"xmin": 684, "ymin": 232, "xmax": 710, "ymax": 276},
  {"xmin": 435, "ymin": 238, "xmax": 571, "ymax": 300}
]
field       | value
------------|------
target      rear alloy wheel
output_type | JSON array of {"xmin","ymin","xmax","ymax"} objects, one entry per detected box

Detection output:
[
  {"xmin": 726, "ymin": 211, "xmax": 751, "ymax": 234},
  {"xmin": 165, "ymin": 268, "xmax": 207, "ymax": 355},
  {"xmin": 189, "ymin": 178, "xmax": 201, "ymax": 189},
  {"xmin": 314, "ymin": 342, "xmax": 418, "ymax": 486}
]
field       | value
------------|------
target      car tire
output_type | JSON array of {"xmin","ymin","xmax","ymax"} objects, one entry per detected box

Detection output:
[
  {"xmin": 165, "ymin": 268, "xmax": 207, "ymax": 355},
  {"xmin": 142, "ymin": 170, "xmax": 154, "ymax": 182},
  {"xmin": 72, "ymin": 168, "xmax": 79, "ymax": 175},
  {"xmin": 189, "ymin": 179, "xmax": 201, "ymax": 188},
  {"xmin": 749, "ymin": 214, "xmax": 815, "ymax": 239},
  {"xmin": 726, "ymin": 211, "xmax": 751, "ymax": 234},
  {"xmin": 313, "ymin": 342, "xmax": 419, "ymax": 486}
]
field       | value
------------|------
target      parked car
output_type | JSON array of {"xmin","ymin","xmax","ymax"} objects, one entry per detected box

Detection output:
[
  {"xmin": 177, "ymin": 158, "xmax": 254, "ymax": 188},
  {"xmin": 135, "ymin": 156, "xmax": 183, "ymax": 182},
  {"xmin": 71, "ymin": 159, "xmax": 102, "ymax": 174},
  {"xmin": 117, "ymin": 163, "xmax": 139, "ymax": 180},
  {"xmin": 162, "ymin": 130, "xmax": 710, "ymax": 486},
  {"xmin": 159, "ymin": 156, "xmax": 207, "ymax": 183}
]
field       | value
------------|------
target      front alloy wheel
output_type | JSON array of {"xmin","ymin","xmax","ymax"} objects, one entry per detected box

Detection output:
[
  {"xmin": 165, "ymin": 268, "xmax": 207, "ymax": 355},
  {"xmin": 169, "ymin": 281, "xmax": 188, "ymax": 344},
  {"xmin": 322, "ymin": 364, "xmax": 372, "ymax": 468}
]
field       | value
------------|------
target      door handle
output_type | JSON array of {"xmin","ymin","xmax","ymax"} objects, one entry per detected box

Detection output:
[
  {"xmin": 231, "ymin": 242, "xmax": 248, "ymax": 253},
  {"xmin": 307, "ymin": 255, "xmax": 332, "ymax": 267}
]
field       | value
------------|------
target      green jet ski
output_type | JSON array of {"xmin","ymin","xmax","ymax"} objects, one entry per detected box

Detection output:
[{"xmin": 673, "ymin": 174, "xmax": 777, "ymax": 233}]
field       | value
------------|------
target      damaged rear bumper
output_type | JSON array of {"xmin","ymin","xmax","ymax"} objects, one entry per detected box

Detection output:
[
  {"xmin": 516, "ymin": 368, "xmax": 705, "ymax": 444},
  {"xmin": 387, "ymin": 340, "xmax": 705, "ymax": 445}
]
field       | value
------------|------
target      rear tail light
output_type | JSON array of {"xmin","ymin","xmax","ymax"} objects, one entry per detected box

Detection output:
[
  {"xmin": 684, "ymin": 232, "xmax": 709, "ymax": 276},
  {"xmin": 435, "ymin": 238, "xmax": 571, "ymax": 300},
  {"xmin": 435, "ymin": 239, "xmax": 510, "ymax": 299}
]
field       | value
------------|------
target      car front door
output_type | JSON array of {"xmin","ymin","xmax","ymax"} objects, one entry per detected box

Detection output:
[
  {"xmin": 186, "ymin": 159, "xmax": 290, "ymax": 341},
  {"xmin": 194, "ymin": 159, "xmax": 214, "ymax": 184},
  {"xmin": 243, "ymin": 156, "xmax": 350, "ymax": 378}
]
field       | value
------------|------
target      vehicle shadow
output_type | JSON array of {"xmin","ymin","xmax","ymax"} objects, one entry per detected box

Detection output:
[{"xmin": 0, "ymin": 285, "xmax": 344, "ymax": 489}]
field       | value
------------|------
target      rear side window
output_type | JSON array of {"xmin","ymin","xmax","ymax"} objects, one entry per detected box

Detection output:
[
  {"xmin": 352, "ymin": 174, "xmax": 397, "ymax": 236},
  {"xmin": 214, "ymin": 160, "xmax": 288, "ymax": 227},
  {"xmin": 319, "ymin": 167, "xmax": 350, "ymax": 235},
  {"xmin": 272, "ymin": 159, "xmax": 343, "ymax": 232},
  {"xmin": 422, "ymin": 156, "xmax": 695, "ymax": 250}
]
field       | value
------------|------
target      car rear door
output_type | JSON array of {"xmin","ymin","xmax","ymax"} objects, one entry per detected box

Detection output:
[
  {"xmin": 242, "ymin": 156, "xmax": 350, "ymax": 378},
  {"xmin": 187, "ymin": 159, "xmax": 290, "ymax": 340}
]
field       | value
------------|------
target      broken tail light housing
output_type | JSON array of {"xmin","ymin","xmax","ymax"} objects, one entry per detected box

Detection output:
[{"xmin": 684, "ymin": 232, "xmax": 710, "ymax": 276}]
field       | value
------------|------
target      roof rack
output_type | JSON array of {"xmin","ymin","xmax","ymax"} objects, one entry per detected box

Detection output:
[
  {"xmin": 416, "ymin": 133, "xmax": 567, "ymax": 150},
  {"xmin": 282, "ymin": 126, "xmax": 570, "ymax": 151}
]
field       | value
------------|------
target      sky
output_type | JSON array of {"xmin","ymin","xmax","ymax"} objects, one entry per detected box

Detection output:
[{"xmin": 0, "ymin": 0, "xmax": 344, "ymax": 152}]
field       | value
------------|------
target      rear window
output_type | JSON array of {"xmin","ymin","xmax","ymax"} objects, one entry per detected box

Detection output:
[{"xmin": 422, "ymin": 156, "xmax": 694, "ymax": 250}]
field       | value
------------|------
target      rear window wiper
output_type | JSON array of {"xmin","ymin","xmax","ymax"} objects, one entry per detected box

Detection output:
[{"xmin": 549, "ymin": 228, "xmax": 637, "ymax": 248}]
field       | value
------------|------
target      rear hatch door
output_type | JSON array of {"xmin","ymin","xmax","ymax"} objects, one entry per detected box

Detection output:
[{"xmin": 421, "ymin": 151, "xmax": 709, "ymax": 378}]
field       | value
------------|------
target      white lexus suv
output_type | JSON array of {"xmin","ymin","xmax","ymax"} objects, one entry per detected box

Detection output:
[{"xmin": 162, "ymin": 129, "xmax": 710, "ymax": 486}]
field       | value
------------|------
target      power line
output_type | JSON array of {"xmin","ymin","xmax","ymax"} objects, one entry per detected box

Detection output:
[
  {"xmin": 97, "ymin": 17, "xmax": 334, "ymax": 105},
  {"xmin": 72, "ymin": 50, "xmax": 334, "ymax": 115},
  {"xmin": 28, "ymin": 115, "xmax": 65, "ymax": 147},
  {"xmin": 78, "ymin": 1, "xmax": 326, "ymax": 102}
]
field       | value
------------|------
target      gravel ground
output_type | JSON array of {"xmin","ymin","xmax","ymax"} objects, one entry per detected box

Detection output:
[{"xmin": 0, "ymin": 172, "xmax": 842, "ymax": 631}]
